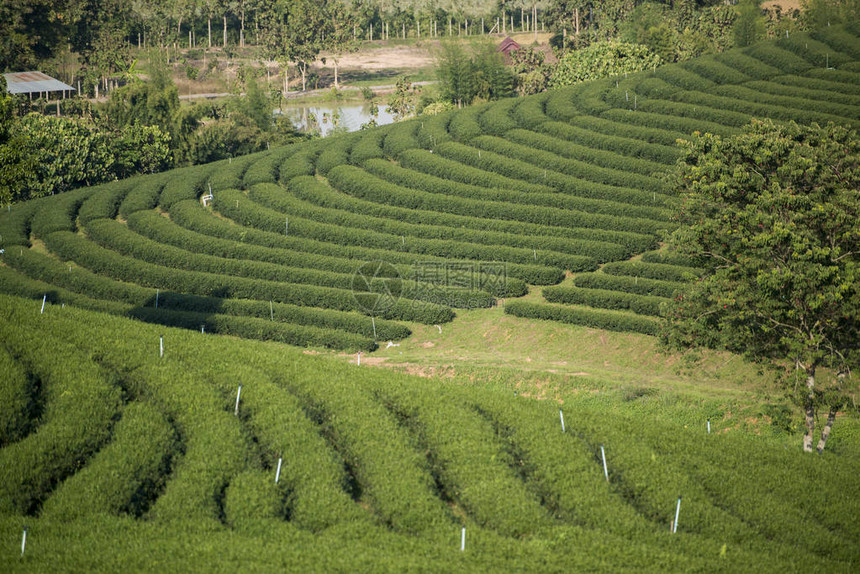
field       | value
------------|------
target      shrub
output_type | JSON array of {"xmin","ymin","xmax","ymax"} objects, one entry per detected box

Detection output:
[
  {"xmin": 118, "ymin": 172, "xmax": 170, "ymax": 217},
  {"xmin": 0, "ymin": 347, "xmax": 32, "ymax": 446},
  {"xmin": 504, "ymin": 300, "xmax": 661, "ymax": 335},
  {"xmin": 572, "ymin": 272, "xmax": 685, "ymax": 298},
  {"xmin": 30, "ymin": 187, "xmax": 94, "ymax": 238},
  {"xmin": 40, "ymin": 401, "xmax": 177, "ymax": 520},
  {"xmin": 78, "ymin": 179, "xmax": 137, "ymax": 224},
  {"xmin": 537, "ymin": 120, "xmax": 682, "ymax": 164},
  {"xmin": 601, "ymin": 260, "xmax": 702, "ymax": 282},
  {"xmin": 543, "ymin": 285, "xmax": 667, "ymax": 317}
]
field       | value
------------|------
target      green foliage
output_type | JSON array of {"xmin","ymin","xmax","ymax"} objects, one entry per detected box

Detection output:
[
  {"xmin": 550, "ymin": 42, "xmax": 662, "ymax": 88},
  {"xmin": 544, "ymin": 284, "xmax": 668, "ymax": 317},
  {"xmin": 387, "ymin": 76, "xmax": 421, "ymax": 120},
  {"xmin": 436, "ymin": 41, "xmax": 513, "ymax": 107},
  {"xmin": 734, "ymin": 0, "xmax": 766, "ymax": 48},
  {"xmin": 664, "ymin": 120, "xmax": 860, "ymax": 451},
  {"xmin": 505, "ymin": 300, "xmax": 661, "ymax": 336}
]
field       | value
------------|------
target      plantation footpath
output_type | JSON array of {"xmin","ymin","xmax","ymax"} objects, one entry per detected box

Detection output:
[
  {"xmin": 2, "ymin": 27, "xmax": 860, "ymax": 348},
  {"xmin": 0, "ymin": 296, "xmax": 858, "ymax": 571}
]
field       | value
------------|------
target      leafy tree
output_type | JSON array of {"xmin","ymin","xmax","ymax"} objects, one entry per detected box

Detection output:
[
  {"xmin": 549, "ymin": 41, "xmax": 661, "ymax": 88},
  {"xmin": 387, "ymin": 76, "xmax": 420, "ymax": 120},
  {"xmin": 664, "ymin": 120, "xmax": 859, "ymax": 453},
  {"xmin": 112, "ymin": 123, "xmax": 173, "ymax": 178},
  {"xmin": 436, "ymin": 41, "xmax": 512, "ymax": 107},
  {"xmin": 733, "ymin": 0, "xmax": 765, "ymax": 48},
  {"xmin": 511, "ymin": 47, "xmax": 551, "ymax": 96}
]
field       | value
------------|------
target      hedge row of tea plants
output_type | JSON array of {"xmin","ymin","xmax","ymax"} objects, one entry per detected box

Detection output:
[
  {"xmin": 169, "ymin": 199, "xmax": 563, "ymax": 286},
  {"xmin": 543, "ymin": 284, "xmax": 667, "ymax": 317},
  {"xmin": 505, "ymin": 300, "xmax": 660, "ymax": 335}
]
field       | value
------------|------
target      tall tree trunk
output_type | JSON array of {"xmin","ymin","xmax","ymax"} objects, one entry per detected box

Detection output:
[
  {"xmin": 241, "ymin": 10, "xmax": 245, "ymax": 47},
  {"xmin": 208, "ymin": 17, "xmax": 212, "ymax": 48},
  {"xmin": 803, "ymin": 369, "xmax": 816, "ymax": 453},
  {"xmin": 300, "ymin": 63, "xmax": 307, "ymax": 92},
  {"xmin": 816, "ymin": 405, "xmax": 838, "ymax": 454},
  {"xmin": 334, "ymin": 59, "xmax": 339, "ymax": 89},
  {"xmin": 575, "ymin": 8, "xmax": 580, "ymax": 36},
  {"xmin": 223, "ymin": 15, "xmax": 227, "ymax": 46}
]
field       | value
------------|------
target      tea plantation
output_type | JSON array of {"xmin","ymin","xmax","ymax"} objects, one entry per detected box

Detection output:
[{"xmin": 1, "ymin": 25, "xmax": 859, "ymax": 571}]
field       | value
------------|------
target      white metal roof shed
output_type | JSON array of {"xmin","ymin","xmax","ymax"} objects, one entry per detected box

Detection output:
[{"xmin": 3, "ymin": 71, "xmax": 75, "ymax": 95}]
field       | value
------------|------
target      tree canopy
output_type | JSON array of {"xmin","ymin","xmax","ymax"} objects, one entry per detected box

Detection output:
[{"xmin": 664, "ymin": 120, "xmax": 859, "ymax": 453}]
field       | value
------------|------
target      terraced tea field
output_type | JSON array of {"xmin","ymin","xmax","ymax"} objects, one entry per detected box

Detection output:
[{"xmin": 1, "ymin": 25, "xmax": 859, "ymax": 572}]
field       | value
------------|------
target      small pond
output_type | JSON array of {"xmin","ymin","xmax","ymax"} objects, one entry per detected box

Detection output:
[{"xmin": 277, "ymin": 103, "xmax": 397, "ymax": 136}]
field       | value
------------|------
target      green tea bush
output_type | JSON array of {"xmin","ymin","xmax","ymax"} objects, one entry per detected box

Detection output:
[
  {"xmin": 511, "ymin": 92, "xmax": 550, "ymax": 129},
  {"xmin": 223, "ymin": 470, "xmax": 287, "ymax": 529},
  {"xmin": 803, "ymin": 67, "xmax": 860, "ymax": 87},
  {"xmin": 118, "ymin": 172, "xmax": 170, "ymax": 217},
  {"xmin": 288, "ymin": 175, "xmax": 617, "ymax": 265},
  {"xmin": 78, "ymin": 179, "xmax": 136, "ymax": 224},
  {"xmin": 771, "ymin": 73, "xmax": 860, "ymax": 96},
  {"xmin": 350, "ymin": 128, "xmax": 386, "ymax": 164},
  {"xmin": 477, "ymin": 97, "xmax": 518, "ymax": 136},
  {"xmin": 812, "ymin": 27, "xmax": 860, "ymax": 59},
  {"xmin": 158, "ymin": 164, "xmax": 216, "ymax": 209},
  {"xmin": 543, "ymin": 285, "xmax": 667, "ymax": 317},
  {"xmin": 504, "ymin": 300, "xmax": 660, "ymax": 335},
  {"xmin": 170, "ymin": 199, "xmax": 562, "ymax": 286},
  {"xmin": 382, "ymin": 120, "xmax": 420, "ymax": 158},
  {"xmin": 670, "ymin": 89, "xmax": 857, "ymax": 127},
  {"xmin": 2, "ymin": 246, "xmax": 395, "ymax": 346},
  {"xmin": 43, "ymin": 230, "xmax": 452, "ymax": 324},
  {"xmin": 363, "ymin": 159, "xmax": 655, "ymax": 254},
  {"xmin": 0, "ymin": 199, "xmax": 39, "ymax": 246},
  {"xmin": 415, "ymin": 110, "xmax": 453, "ymax": 149},
  {"xmin": 278, "ymin": 151, "xmax": 316, "ymax": 182},
  {"xmin": 399, "ymin": 148, "xmax": 554, "ymax": 193},
  {"xmin": 272, "ymin": 368, "xmax": 454, "ymax": 534},
  {"xmin": 601, "ymin": 108, "xmax": 741, "ymax": 139},
  {"xmin": 639, "ymin": 250, "xmax": 701, "ymax": 268},
  {"xmin": 230, "ymin": 369, "xmax": 368, "ymax": 531},
  {"xmin": 504, "ymin": 128, "xmax": 667, "ymax": 178},
  {"xmin": 618, "ymin": 98, "xmax": 750, "ymax": 131},
  {"xmin": 0, "ymin": 322, "xmax": 122, "ymax": 514},
  {"xmin": 471, "ymin": 135, "xmax": 672, "ymax": 198},
  {"xmin": 601, "ymin": 260, "xmax": 702, "ymax": 282},
  {"xmin": 744, "ymin": 42, "xmax": 813, "ymax": 75},
  {"xmin": 372, "ymin": 384, "xmax": 552, "ymax": 536},
  {"xmin": 447, "ymin": 102, "xmax": 487, "ymax": 142},
  {"xmin": 316, "ymin": 132, "xmax": 359, "ymax": 175},
  {"xmin": 220, "ymin": 188, "xmax": 590, "ymax": 273},
  {"xmin": 39, "ymin": 401, "xmax": 177, "ymax": 520},
  {"xmin": 243, "ymin": 152, "xmax": 282, "ymax": 186},
  {"xmin": 776, "ymin": 33, "xmax": 854, "ymax": 68},
  {"xmin": 0, "ymin": 347, "xmax": 32, "ymax": 446},
  {"xmin": 742, "ymin": 80, "xmax": 860, "ymax": 107},
  {"xmin": 681, "ymin": 56, "xmax": 751, "ymax": 85},
  {"xmin": 433, "ymin": 144, "xmax": 670, "ymax": 233},
  {"xmin": 714, "ymin": 50, "xmax": 781, "ymax": 79},
  {"xmin": 655, "ymin": 65, "xmax": 716, "ymax": 92},
  {"xmin": 29, "ymin": 187, "xmax": 93, "ymax": 237},
  {"xmin": 537, "ymin": 120, "xmax": 681, "ymax": 164},
  {"xmin": 572, "ymin": 272, "xmax": 685, "ymax": 299},
  {"xmin": 208, "ymin": 155, "xmax": 254, "ymax": 191}
]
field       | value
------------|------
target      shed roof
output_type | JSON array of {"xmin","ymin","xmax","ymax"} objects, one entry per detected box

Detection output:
[
  {"xmin": 3, "ymin": 71, "xmax": 75, "ymax": 95},
  {"xmin": 497, "ymin": 37, "xmax": 522, "ymax": 55}
]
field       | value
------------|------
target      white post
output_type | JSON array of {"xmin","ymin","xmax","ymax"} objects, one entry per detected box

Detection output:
[
  {"xmin": 155, "ymin": 289, "xmax": 159, "ymax": 308},
  {"xmin": 270, "ymin": 301, "xmax": 274, "ymax": 321},
  {"xmin": 372, "ymin": 317, "xmax": 377, "ymax": 340},
  {"xmin": 559, "ymin": 409, "xmax": 565, "ymax": 432},
  {"xmin": 201, "ymin": 325, "xmax": 205, "ymax": 334},
  {"xmin": 40, "ymin": 295, "xmax": 46, "ymax": 314},
  {"xmin": 160, "ymin": 335, "xmax": 164, "ymax": 358},
  {"xmin": 234, "ymin": 385, "xmax": 242, "ymax": 416},
  {"xmin": 275, "ymin": 458, "xmax": 283, "ymax": 483},
  {"xmin": 673, "ymin": 496, "xmax": 681, "ymax": 534},
  {"xmin": 357, "ymin": 352, "xmax": 361, "ymax": 366},
  {"xmin": 21, "ymin": 528, "xmax": 26, "ymax": 557},
  {"xmin": 707, "ymin": 418, "xmax": 711, "ymax": 434},
  {"xmin": 601, "ymin": 445, "xmax": 609, "ymax": 481},
  {"xmin": 461, "ymin": 527, "xmax": 466, "ymax": 551}
]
